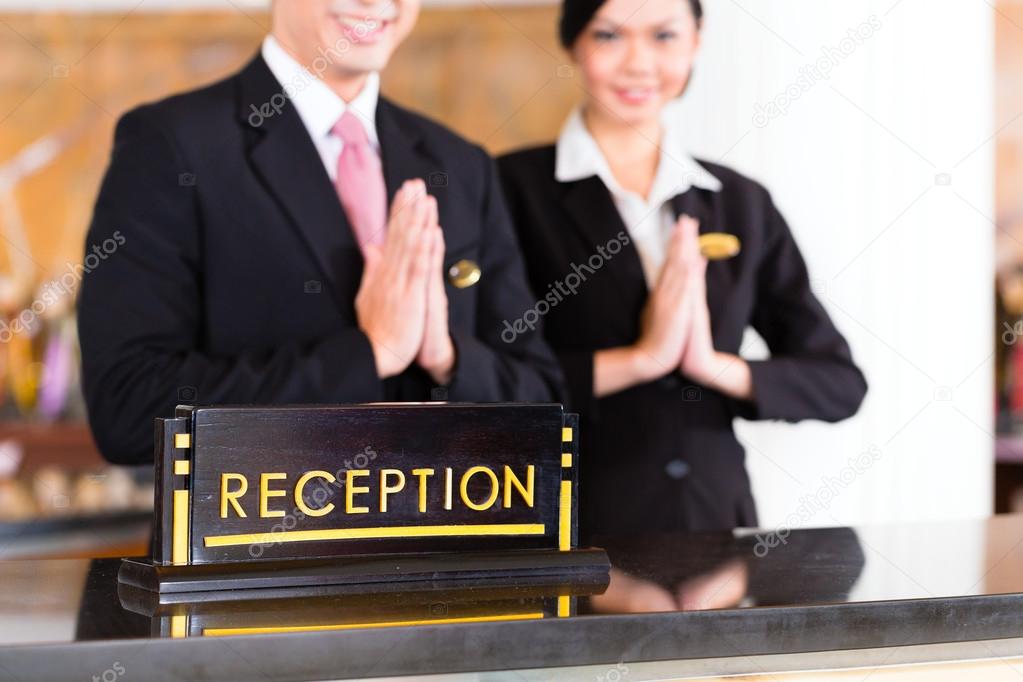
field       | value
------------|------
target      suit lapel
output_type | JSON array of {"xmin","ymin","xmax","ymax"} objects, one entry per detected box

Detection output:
[
  {"xmin": 376, "ymin": 98, "xmax": 429, "ymax": 204},
  {"xmin": 238, "ymin": 54, "xmax": 359, "ymax": 307},
  {"xmin": 375, "ymin": 97, "xmax": 475, "ymax": 260},
  {"xmin": 561, "ymin": 176, "xmax": 649, "ymax": 335}
]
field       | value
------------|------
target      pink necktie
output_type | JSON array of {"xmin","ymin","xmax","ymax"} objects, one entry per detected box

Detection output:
[{"xmin": 332, "ymin": 111, "xmax": 387, "ymax": 252}]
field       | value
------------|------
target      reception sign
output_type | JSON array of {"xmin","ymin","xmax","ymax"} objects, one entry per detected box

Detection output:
[{"xmin": 147, "ymin": 403, "xmax": 580, "ymax": 567}]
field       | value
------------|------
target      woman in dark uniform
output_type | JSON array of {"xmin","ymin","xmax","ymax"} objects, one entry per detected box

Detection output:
[{"xmin": 497, "ymin": 0, "xmax": 867, "ymax": 540}]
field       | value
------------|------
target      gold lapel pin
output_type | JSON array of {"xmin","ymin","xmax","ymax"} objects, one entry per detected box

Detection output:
[
  {"xmin": 699, "ymin": 233, "xmax": 741, "ymax": 261},
  {"xmin": 448, "ymin": 259, "xmax": 482, "ymax": 289}
]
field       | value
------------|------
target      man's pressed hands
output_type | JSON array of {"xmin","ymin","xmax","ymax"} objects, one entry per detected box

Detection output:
[
  {"xmin": 354, "ymin": 179, "xmax": 455, "ymax": 384},
  {"xmin": 416, "ymin": 195, "xmax": 456, "ymax": 385}
]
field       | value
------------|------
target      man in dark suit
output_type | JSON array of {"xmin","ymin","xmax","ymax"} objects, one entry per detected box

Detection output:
[{"xmin": 78, "ymin": 0, "xmax": 562, "ymax": 465}]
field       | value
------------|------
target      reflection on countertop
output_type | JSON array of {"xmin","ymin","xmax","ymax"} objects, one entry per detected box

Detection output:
[
  {"xmin": 0, "ymin": 515, "xmax": 1018, "ymax": 647},
  {"xmin": 2, "ymin": 516, "xmax": 1023, "ymax": 680}
]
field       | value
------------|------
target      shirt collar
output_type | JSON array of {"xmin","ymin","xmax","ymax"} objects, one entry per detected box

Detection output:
[
  {"xmin": 555, "ymin": 106, "xmax": 722, "ymax": 205},
  {"xmin": 261, "ymin": 35, "xmax": 380, "ymax": 149}
]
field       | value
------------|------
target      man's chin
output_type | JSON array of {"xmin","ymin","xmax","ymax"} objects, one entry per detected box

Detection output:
[
  {"xmin": 333, "ymin": 44, "xmax": 393, "ymax": 73},
  {"xmin": 326, "ymin": 57, "xmax": 388, "ymax": 82}
]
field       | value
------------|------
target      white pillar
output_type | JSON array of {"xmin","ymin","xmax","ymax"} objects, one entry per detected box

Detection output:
[{"xmin": 674, "ymin": 0, "xmax": 995, "ymax": 528}]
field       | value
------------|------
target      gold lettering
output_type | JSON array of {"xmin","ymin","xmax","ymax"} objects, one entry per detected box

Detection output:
[
  {"xmin": 220, "ymin": 473, "xmax": 248, "ymax": 518},
  {"xmin": 411, "ymin": 468, "xmax": 434, "ymax": 513},
  {"xmin": 221, "ymin": 463, "xmax": 539, "ymax": 520},
  {"xmin": 460, "ymin": 466, "xmax": 500, "ymax": 511},
  {"xmin": 259, "ymin": 473, "xmax": 287, "ymax": 518},
  {"xmin": 346, "ymin": 470, "xmax": 370, "ymax": 514},
  {"xmin": 503, "ymin": 465, "xmax": 535, "ymax": 508},
  {"xmin": 294, "ymin": 470, "xmax": 336, "ymax": 517},
  {"xmin": 379, "ymin": 469, "xmax": 406, "ymax": 512},
  {"xmin": 444, "ymin": 467, "xmax": 453, "ymax": 510}
]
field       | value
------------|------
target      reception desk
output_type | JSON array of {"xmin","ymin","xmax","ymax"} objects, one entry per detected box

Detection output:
[{"xmin": 1, "ymin": 516, "xmax": 1023, "ymax": 681}]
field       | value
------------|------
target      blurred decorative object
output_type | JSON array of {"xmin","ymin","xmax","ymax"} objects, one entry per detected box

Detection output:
[
  {"xmin": 37, "ymin": 317, "xmax": 77, "ymax": 420},
  {"xmin": 0, "ymin": 422, "xmax": 152, "ymax": 545},
  {"xmin": 0, "ymin": 465, "xmax": 151, "ymax": 523},
  {"xmin": 7, "ymin": 325, "xmax": 37, "ymax": 417},
  {"xmin": 0, "ymin": 310, "xmax": 84, "ymax": 422},
  {"xmin": 0, "ymin": 479, "xmax": 34, "ymax": 522},
  {"xmin": 0, "ymin": 440, "xmax": 22, "ymax": 478}
]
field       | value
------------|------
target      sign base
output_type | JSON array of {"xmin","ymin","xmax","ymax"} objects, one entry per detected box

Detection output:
[{"xmin": 118, "ymin": 547, "xmax": 610, "ymax": 598}]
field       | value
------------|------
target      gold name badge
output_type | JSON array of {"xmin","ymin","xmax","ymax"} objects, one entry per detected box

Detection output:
[
  {"xmin": 448, "ymin": 259, "xmax": 482, "ymax": 288},
  {"xmin": 699, "ymin": 233, "xmax": 741, "ymax": 261}
]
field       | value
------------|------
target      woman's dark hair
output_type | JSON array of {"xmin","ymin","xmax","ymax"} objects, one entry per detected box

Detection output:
[{"xmin": 559, "ymin": 0, "xmax": 703, "ymax": 49}]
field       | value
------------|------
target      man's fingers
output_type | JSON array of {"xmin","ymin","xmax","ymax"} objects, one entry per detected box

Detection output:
[
  {"xmin": 423, "ymin": 227, "xmax": 445, "ymax": 305},
  {"xmin": 393, "ymin": 187, "xmax": 430, "ymax": 279},
  {"xmin": 363, "ymin": 242, "xmax": 382, "ymax": 268},
  {"xmin": 432, "ymin": 226, "xmax": 446, "ymax": 292},
  {"xmin": 360, "ymin": 243, "xmax": 383, "ymax": 288},
  {"xmin": 389, "ymin": 179, "xmax": 420, "ymax": 224},
  {"xmin": 388, "ymin": 180, "xmax": 425, "ymax": 250},
  {"xmin": 381, "ymin": 181, "xmax": 413, "ymax": 265},
  {"xmin": 425, "ymin": 194, "xmax": 439, "ymax": 231},
  {"xmin": 406, "ymin": 239, "xmax": 434, "ymax": 296}
]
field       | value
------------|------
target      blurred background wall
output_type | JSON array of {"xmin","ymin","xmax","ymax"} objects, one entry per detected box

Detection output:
[
  {"xmin": 679, "ymin": 0, "xmax": 995, "ymax": 529},
  {"xmin": 0, "ymin": 0, "xmax": 1009, "ymax": 542}
]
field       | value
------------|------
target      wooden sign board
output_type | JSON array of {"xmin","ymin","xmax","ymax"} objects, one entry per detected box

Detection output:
[{"xmin": 120, "ymin": 403, "xmax": 606, "ymax": 594}]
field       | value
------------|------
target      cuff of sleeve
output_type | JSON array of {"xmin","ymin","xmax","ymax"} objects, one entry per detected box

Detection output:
[
  {"xmin": 557, "ymin": 351, "xmax": 596, "ymax": 421},
  {"xmin": 735, "ymin": 359, "xmax": 786, "ymax": 421},
  {"xmin": 446, "ymin": 329, "xmax": 500, "ymax": 402}
]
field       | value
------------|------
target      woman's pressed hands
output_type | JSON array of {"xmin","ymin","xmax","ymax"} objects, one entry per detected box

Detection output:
[
  {"xmin": 593, "ymin": 215, "xmax": 697, "ymax": 398},
  {"xmin": 677, "ymin": 228, "xmax": 715, "ymax": 383},
  {"xmin": 633, "ymin": 215, "xmax": 701, "ymax": 380},
  {"xmin": 676, "ymin": 221, "xmax": 755, "ymax": 401},
  {"xmin": 593, "ymin": 214, "xmax": 754, "ymax": 401},
  {"xmin": 355, "ymin": 180, "xmax": 436, "ymax": 379}
]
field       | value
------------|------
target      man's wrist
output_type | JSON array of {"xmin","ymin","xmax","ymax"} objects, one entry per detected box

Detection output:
[
  {"xmin": 367, "ymin": 334, "xmax": 406, "ymax": 379},
  {"xmin": 422, "ymin": 335, "xmax": 456, "ymax": 385}
]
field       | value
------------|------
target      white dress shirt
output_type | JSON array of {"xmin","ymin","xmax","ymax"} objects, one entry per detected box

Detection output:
[
  {"xmin": 555, "ymin": 106, "xmax": 722, "ymax": 288},
  {"xmin": 261, "ymin": 35, "xmax": 381, "ymax": 182}
]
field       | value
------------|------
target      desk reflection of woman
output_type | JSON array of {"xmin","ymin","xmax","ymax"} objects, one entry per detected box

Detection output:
[{"xmin": 497, "ymin": 0, "xmax": 867, "ymax": 539}]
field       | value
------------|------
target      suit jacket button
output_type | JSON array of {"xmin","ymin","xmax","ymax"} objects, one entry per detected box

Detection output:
[{"xmin": 665, "ymin": 459, "xmax": 690, "ymax": 480}]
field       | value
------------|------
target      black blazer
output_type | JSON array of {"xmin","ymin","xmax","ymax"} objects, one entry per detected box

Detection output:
[
  {"xmin": 497, "ymin": 145, "xmax": 867, "ymax": 538},
  {"xmin": 78, "ymin": 54, "xmax": 563, "ymax": 465}
]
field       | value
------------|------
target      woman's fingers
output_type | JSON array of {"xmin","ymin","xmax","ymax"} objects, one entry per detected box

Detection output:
[
  {"xmin": 361, "ymin": 242, "xmax": 383, "ymax": 289},
  {"xmin": 678, "ymin": 215, "xmax": 700, "ymax": 261},
  {"xmin": 656, "ymin": 221, "xmax": 688, "ymax": 294}
]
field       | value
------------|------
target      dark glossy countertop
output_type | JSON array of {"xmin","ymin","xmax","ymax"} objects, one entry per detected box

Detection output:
[{"xmin": 3, "ymin": 515, "xmax": 1023, "ymax": 681}]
